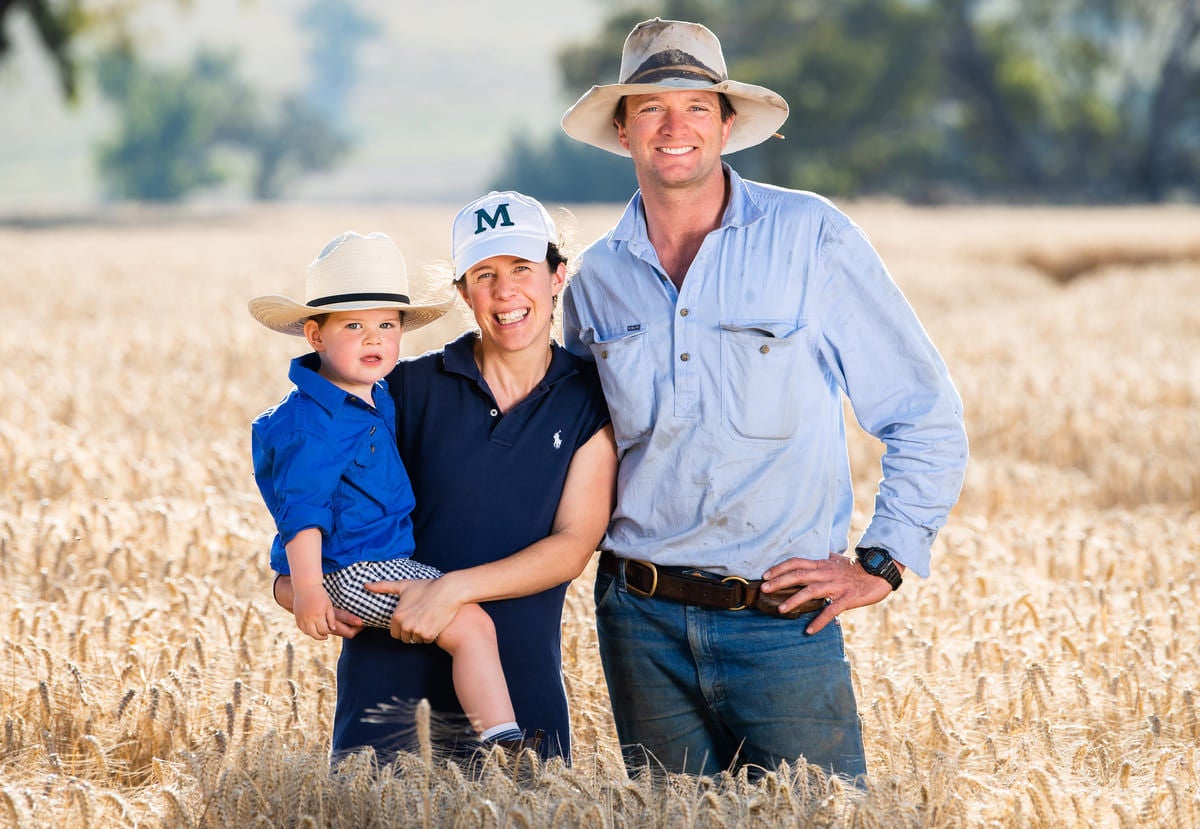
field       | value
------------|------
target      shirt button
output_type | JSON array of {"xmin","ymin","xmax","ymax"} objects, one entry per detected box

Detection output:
[
  {"xmin": 369, "ymin": 426, "xmax": 377, "ymax": 435},
  {"xmin": 760, "ymin": 345, "xmax": 770, "ymax": 354},
  {"xmin": 600, "ymin": 350, "xmax": 608, "ymax": 359},
  {"xmin": 680, "ymin": 353, "xmax": 690, "ymax": 362},
  {"xmin": 370, "ymin": 444, "xmax": 375, "ymax": 453},
  {"xmin": 490, "ymin": 408, "xmax": 499, "ymax": 417},
  {"xmin": 679, "ymin": 308, "xmax": 689, "ymax": 317}
]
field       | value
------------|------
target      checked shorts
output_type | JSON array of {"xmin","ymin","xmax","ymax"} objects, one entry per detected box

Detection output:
[{"xmin": 323, "ymin": 557, "xmax": 444, "ymax": 629}]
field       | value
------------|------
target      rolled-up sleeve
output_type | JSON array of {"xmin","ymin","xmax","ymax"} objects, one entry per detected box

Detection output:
[{"xmin": 253, "ymin": 425, "xmax": 337, "ymax": 546}]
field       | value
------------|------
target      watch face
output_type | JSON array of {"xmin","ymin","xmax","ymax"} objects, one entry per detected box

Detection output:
[{"xmin": 864, "ymin": 550, "xmax": 886, "ymax": 569}]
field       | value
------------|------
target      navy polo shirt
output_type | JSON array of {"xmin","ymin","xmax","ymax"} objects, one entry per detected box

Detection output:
[
  {"xmin": 252, "ymin": 352, "xmax": 417, "ymax": 575},
  {"xmin": 332, "ymin": 332, "xmax": 610, "ymax": 761}
]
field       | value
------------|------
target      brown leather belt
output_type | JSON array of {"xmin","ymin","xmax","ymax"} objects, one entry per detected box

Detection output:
[{"xmin": 598, "ymin": 551, "xmax": 826, "ymax": 620}]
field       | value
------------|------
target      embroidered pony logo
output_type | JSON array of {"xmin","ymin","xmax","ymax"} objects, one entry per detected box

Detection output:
[{"xmin": 553, "ymin": 430, "xmax": 563, "ymax": 450}]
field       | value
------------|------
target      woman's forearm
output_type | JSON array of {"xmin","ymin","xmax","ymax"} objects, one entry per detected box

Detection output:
[{"xmin": 437, "ymin": 425, "xmax": 616, "ymax": 605}]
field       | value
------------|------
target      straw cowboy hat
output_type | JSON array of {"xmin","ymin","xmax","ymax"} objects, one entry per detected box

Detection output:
[
  {"xmin": 249, "ymin": 231, "xmax": 455, "ymax": 336},
  {"xmin": 561, "ymin": 17, "xmax": 789, "ymax": 157}
]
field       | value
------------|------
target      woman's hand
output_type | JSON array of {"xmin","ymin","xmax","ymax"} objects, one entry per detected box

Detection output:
[{"xmin": 365, "ymin": 576, "xmax": 464, "ymax": 645}]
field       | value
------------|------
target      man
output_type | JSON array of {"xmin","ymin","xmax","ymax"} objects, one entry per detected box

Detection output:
[{"xmin": 560, "ymin": 18, "xmax": 968, "ymax": 781}]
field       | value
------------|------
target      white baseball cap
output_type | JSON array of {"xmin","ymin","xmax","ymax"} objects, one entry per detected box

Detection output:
[{"xmin": 452, "ymin": 191, "xmax": 557, "ymax": 278}]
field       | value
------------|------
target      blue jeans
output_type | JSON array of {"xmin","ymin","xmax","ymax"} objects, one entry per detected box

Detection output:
[{"xmin": 595, "ymin": 568, "xmax": 867, "ymax": 781}]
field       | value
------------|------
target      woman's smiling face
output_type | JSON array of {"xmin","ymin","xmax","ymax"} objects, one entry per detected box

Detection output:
[{"xmin": 457, "ymin": 254, "xmax": 565, "ymax": 355}]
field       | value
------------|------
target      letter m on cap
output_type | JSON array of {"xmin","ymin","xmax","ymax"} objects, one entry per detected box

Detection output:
[{"xmin": 474, "ymin": 204, "xmax": 515, "ymax": 235}]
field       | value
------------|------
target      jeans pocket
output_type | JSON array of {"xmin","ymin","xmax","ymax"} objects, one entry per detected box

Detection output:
[{"xmin": 594, "ymin": 569, "xmax": 619, "ymax": 612}]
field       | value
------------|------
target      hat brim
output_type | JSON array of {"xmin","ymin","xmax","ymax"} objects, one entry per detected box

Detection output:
[
  {"xmin": 248, "ymin": 294, "xmax": 456, "ymax": 336},
  {"xmin": 561, "ymin": 78, "xmax": 789, "ymax": 157}
]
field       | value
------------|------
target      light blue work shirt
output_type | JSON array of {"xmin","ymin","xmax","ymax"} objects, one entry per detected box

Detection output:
[{"xmin": 563, "ymin": 165, "xmax": 967, "ymax": 579}]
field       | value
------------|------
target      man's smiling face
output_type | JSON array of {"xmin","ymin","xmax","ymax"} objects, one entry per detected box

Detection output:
[{"xmin": 616, "ymin": 90, "xmax": 733, "ymax": 192}]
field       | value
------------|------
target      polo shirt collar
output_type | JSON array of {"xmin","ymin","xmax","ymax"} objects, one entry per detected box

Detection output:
[
  {"xmin": 609, "ymin": 163, "xmax": 766, "ymax": 258},
  {"xmin": 440, "ymin": 331, "xmax": 578, "ymax": 396},
  {"xmin": 289, "ymin": 352, "xmax": 374, "ymax": 415}
]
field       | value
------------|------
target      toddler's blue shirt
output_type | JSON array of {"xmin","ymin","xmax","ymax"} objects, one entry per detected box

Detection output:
[{"xmin": 252, "ymin": 353, "xmax": 417, "ymax": 575}]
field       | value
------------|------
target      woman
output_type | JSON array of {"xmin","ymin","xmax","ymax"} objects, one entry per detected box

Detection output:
[{"xmin": 275, "ymin": 191, "xmax": 617, "ymax": 761}]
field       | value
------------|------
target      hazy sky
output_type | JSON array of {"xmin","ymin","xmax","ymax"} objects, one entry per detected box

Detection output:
[{"xmin": 0, "ymin": 0, "xmax": 604, "ymax": 208}]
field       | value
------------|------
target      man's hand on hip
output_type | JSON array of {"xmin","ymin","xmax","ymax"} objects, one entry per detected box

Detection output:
[{"xmin": 761, "ymin": 553, "xmax": 899, "ymax": 634}]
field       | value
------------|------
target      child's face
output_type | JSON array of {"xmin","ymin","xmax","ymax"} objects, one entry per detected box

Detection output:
[{"xmin": 303, "ymin": 308, "xmax": 403, "ymax": 397}]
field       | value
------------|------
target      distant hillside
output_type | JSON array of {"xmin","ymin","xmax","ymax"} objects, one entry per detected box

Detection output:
[{"xmin": 0, "ymin": 0, "xmax": 602, "ymax": 209}]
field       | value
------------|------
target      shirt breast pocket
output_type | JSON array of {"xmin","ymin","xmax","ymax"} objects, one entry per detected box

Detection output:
[
  {"xmin": 720, "ymin": 320, "xmax": 807, "ymax": 440},
  {"xmin": 588, "ymin": 326, "xmax": 654, "ymax": 446},
  {"xmin": 338, "ymin": 431, "xmax": 391, "ymax": 517}
]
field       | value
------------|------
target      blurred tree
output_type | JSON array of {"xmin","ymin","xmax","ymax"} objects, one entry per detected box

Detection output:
[
  {"xmin": 298, "ymin": 0, "xmax": 376, "ymax": 121},
  {"xmin": 0, "ymin": 0, "xmax": 83, "ymax": 98},
  {"xmin": 96, "ymin": 48, "xmax": 347, "ymax": 201},
  {"xmin": 95, "ymin": 48, "xmax": 247, "ymax": 200},
  {"xmin": 220, "ymin": 94, "xmax": 350, "ymax": 200},
  {"xmin": 935, "ymin": 0, "xmax": 1200, "ymax": 200},
  {"xmin": 493, "ymin": 0, "xmax": 1200, "ymax": 203},
  {"xmin": 1131, "ymin": 0, "xmax": 1200, "ymax": 199}
]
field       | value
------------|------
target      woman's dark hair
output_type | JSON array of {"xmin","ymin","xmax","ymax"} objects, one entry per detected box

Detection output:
[{"xmin": 546, "ymin": 241, "xmax": 568, "ymax": 273}]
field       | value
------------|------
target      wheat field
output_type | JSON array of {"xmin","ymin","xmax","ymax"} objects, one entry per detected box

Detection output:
[{"xmin": 0, "ymin": 200, "xmax": 1197, "ymax": 828}]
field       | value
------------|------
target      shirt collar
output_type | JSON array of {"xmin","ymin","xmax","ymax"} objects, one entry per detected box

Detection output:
[
  {"xmin": 288, "ymin": 352, "xmax": 379, "ymax": 416},
  {"xmin": 440, "ymin": 331, "xmax": 578, "ymax": 392},
  {"xmin": 609, "ymin": 163, "xmax": 765, "ymax": 256}
]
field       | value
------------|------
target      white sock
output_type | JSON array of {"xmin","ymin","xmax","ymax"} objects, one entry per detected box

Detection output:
[{"xmin": 480, "ymin": 722, "xmax": 522, "ymax": 742}]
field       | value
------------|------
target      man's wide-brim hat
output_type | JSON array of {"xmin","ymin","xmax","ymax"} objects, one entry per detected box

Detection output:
[
  {"xmin": 561, "ymin": 17, "xmax": 789, "ymax": 157},
  {"xmin": 249, "ymin": 231, "xmax": 455, "ymax": 336}
]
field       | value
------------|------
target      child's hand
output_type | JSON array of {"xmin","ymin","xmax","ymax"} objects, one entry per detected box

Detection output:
[{"xmin": 292, "ymin": 583, "xmax": 338, "ymax": 640}]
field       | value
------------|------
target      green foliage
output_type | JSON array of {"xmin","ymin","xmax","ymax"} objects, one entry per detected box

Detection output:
[
  {"xmin": 95, "ymin": 50, "xmax": 248, "ymax": 201},
  {"xmin": 247, "ymin": 102, "xmax": 350, "ymax": 201},
  {"xmin": 494, "ymin": 0, "xmax": 1200, "ymax": 203},
  {"xmin": 0, "ymin": 0, "xmax": 85, "ymax": 98},
  {"xmin": 95, "ymin": 48, "xmax": 348, "ymax": 202}
]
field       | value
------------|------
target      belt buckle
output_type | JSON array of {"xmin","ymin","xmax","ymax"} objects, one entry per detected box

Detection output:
[
  {"xmin": 624, "ymin": 558, "xmax": 659, "ymax": 599},
  {"xmin": 721, "ymin": 575, "xmax": 750, "ymax": 611}
]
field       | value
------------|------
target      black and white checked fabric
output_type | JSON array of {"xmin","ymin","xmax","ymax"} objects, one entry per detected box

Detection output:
[{"xmin": 323, "ymin": 557, "xmax": 444, "ymax": 629}]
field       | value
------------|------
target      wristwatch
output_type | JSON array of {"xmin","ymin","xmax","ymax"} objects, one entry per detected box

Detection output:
[{"xmin": 856, "ymin": 546, "xmax": 903, "ymax": 591}]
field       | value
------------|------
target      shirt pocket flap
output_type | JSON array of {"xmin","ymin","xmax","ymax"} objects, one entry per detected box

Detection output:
[{"xmin": 719, "ymin": 320, "xmax": 805, "ymax": 339}]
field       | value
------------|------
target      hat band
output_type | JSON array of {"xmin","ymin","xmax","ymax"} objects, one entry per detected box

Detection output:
[
  {"xmin": 309, "ymin": 291, "xmax": 411, "ymax": 307},
  {"xmin": 622, "ymin": 50, "xmax": 723, "ymax": 85}
]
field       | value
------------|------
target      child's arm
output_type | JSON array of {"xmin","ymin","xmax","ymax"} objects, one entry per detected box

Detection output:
[{"xmin": 285, "ymin": 527, "xmax": 338, "ymax": 640}]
